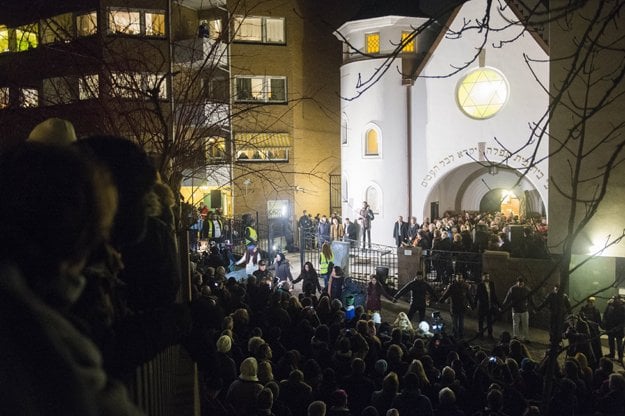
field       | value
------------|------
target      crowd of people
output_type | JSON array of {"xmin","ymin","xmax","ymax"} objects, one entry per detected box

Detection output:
[{"xmin": 188, "ymin": 259, "xmax": 625, "ymax": 416}]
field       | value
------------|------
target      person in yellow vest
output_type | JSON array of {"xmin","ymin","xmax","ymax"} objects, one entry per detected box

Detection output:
[
  {"xmin": 245, "ymin": 219, "xmax": 258, "ymax": 249},
  {"xmin": 203, "ymin": 211, "xmax": 224, "ymax": 245},
  {"xmin": 319, "ymin": 242, "xmax": 334, "ymax": 290}
]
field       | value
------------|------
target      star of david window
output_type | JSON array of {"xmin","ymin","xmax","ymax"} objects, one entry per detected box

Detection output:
[{"xmin": 456, "ymin": 67, "xmax": 509, "ymax": 119}]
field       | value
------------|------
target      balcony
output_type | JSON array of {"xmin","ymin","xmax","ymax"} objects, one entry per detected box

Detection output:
[
  {"xmin": 173, "ymin": 37, "xmax": 228, "ymax": 69},
  {"xmin": 175, "ymin": 100, "xmax": 230, "ymax": 129},
  {"xmin": 174, "ymin": 0, "xmax": 226, "ymax": 10}
]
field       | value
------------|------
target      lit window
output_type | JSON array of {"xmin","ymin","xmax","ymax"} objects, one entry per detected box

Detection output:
[
  {"xmin": 235, "ymin": 76, "xmax": 287, "ymax": 103},
  {"xmin": 0, "ymin": 87, "xmax": 9, "ymax": 108},
  {"xmin": 15, "ymin": 24, "xmax": 38, "ymax": 51},
  {"xmin": 401, "ymin": 31, "xmax": 415, "ymax": 53},
  {"xmin": 365, "ymin": 128, "xmax": 379, "ymax": 156},
  {"xmin": 41, "ymin": 13, "xmax": 73, "ymax": 44},
  {"xmin": 457, "ymin": 67, "xmax": 509, "ymax": 119},
  {"xmin": 145, "ymin": 11, "xmax": 165, "ymax": 36},
  {"xmin": 208, "ymin": 19, "xmax": 222, "ymax": 40},
  {"xmin": 20, "ymin": 88, "xmax": 38, "ymax": 108},
  {"xmin": 79, "ymin": 74, "xmax": 99, "ymax": 99},
  {"xmin": 233, "ymin": 16, "xmax": 285, "ymax": 44},
  {"xmin": 43, "ymin": 77, "xmax": 74, "ymax": 105},
  {"xmin": 77, "ymin": 12, "xmax": 98, "ymax": 36},
  {"xmin": 112, "ymin": 72, "xmax": 139, "ymax": 98},
  {"xmin": 366, "ymin": 33, "xmax": 379, "ymax": 54},
  {"xmin": 108, "ymin": 9, "xmax": 141, "ymax": 35},
  {"xmin": 0, "ymin": 26, "xmax": 8, "ymax": 53},
  {"xmin": 265, "ymin": 18, "xmax": 285, "ymax": 43},
  {"xmin": 206, "ymin": 136, "xmax": 227, "ymax": 162},
  {"xmin": 235, "ymin": 133, "xmax": 290, "ymax": 162}
]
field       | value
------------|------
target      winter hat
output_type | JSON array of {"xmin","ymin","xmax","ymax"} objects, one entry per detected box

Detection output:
[
  {"xmin": 374, "ymin": 359, "xmax": 388, "ymax": 375},
  {"xmin": 239, "ymin": 357, "xmax": 259, "ymax": 382},
  {"xmin": 331, "ymin": 389, "xmax": 348, "ymax": 406},
  {"xmin": 247, "ymin": 336, "xmax": 265, "ymax": 355},
  {"xmin": 215, "ymin": 266, "xmax": 226, "ymax": 279},
  {"xmin": 216, "ymin": 335, "xmax": 232, "ymax": 353},
  {"xmin": 27, "ymin": 118, "xmax": 77, "ymax": 145}
]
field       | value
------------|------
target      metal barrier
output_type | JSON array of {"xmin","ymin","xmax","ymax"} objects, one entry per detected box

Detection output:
[
  {"xmin": 124, "ymin": 345, "xmax": 182, "ymax": 416},
  {"xmin": 299, "ymin": 230, "xmax": 399, "ymax": 289}
]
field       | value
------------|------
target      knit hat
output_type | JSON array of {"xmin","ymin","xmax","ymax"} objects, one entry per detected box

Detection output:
[
  {"xmin": 239, "ymin": 357, "xmax": 259, "ymax": 382},
  {"xmin": 331, "ymin": 389, "xmax": 348, "ymax": 406},
  {"xmin": 374, "ymin": 359, "xmax": 388, "ymax": 375},
  {"xmin": 27, "ymin": 118, "xmax": 77, "ymax": 145},
  {"xmin": 215, "ymin": 266, "xmax": 226, "ymax": 278},
  {"xmin": 216, "ymin": 335, "xmax": 232, "ymax": 353}
]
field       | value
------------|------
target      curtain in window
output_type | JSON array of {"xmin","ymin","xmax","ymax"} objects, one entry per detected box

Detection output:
[
  {"xmin": 236, "ymin": 78, "xmax": 252, "ymax": 100},
  {"xmin": 77, "ymin": 12, "xmax": 97, "ymax": 36},
  {"xmin": 145, "ymin": 12, "xmax": 165, "ymax": 36},
  {"xmin": 235, "ymin": 17, "xmax": 261, "ymax": 41},
  {"xmin": 265, "ymin": 18, "xmax": 284, "ymax": 43}
]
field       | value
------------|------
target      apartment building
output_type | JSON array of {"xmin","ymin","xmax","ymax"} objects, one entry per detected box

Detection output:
[{"xmin": 0, "ymin": 0, "xmax": 348, "ymax": 224}]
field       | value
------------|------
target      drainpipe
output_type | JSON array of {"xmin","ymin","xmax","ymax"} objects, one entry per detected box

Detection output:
[{"xmin": 406, "ymin": 79, "xmax": 413, "ymax": 218}]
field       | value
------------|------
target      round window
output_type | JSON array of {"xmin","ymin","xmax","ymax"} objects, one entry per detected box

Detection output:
[{"xmin": 456, "ymin": 67, "xmax": 509, "ymax": 119}]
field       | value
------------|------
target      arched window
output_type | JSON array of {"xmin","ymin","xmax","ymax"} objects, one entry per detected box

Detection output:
[
  {"xmin": 342, "ymin": 174, "xmax": 349, "ymax": 202},
  {"xmin": 365, "ymin": 185, "xmax": 381, "ymax": 214},
  {"xmin": 341, "ymin": 113, "xmax": 348, "ymax": 145},
  {"xmin": 365, "ymin": 128, "xmax": 379, "ymax": 156}
]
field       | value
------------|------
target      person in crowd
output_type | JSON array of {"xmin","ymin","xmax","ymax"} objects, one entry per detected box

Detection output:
[
  {"xmin": 270, "ymin": 253, "xmax": 294, "ymax": 287},
  {"xmin": 252, "ymin": 259, "xmax": 272, "ymax": 283},
  {"xmin": 245, "ymin": 218, "xmax": 258, "ymax": 249},
  {"xmin": 407, "ymin": 217, "xmax": 420, "ymax": 245},
  {"xmin": 366, "ymin": 273, "xmax": 393, "ymax": 315},
  {"xmin": 319, "ymin": 242, "xmax": 334, "ymax": 290},
  {"xmin": 439, "ymin": 274, "xmax": 473, "ymax": 339},
  {"xmin": 391, "ymin": 372, "xmax": 433, "ymax": 416},
  {"xmin": 328, "ymin": 266, "xmax": 345, "ymax": 301},
  {"xmin": 602, "ymin": 294, "xmax": 625, "ymax": 362},
  {"xmin": 393, "ymin": 216, "xmax": 409, "ymax": 247},
  {"xmin": 536, "ymin": 283, "xmax": 571, "ymax": 343},
  {"xmin": 308, "ymin": 400, "xmax": 327, "ymax": 416},
  {"xmin": 502, "ymin": 277, "xmax": 534, "ymax": 343},
  {"xmin": 474, "ymin": 273, "xmax": 501, "ymax": 339},
  {"xmin": 331, "ymin": 216, "xmax": 345, "ymax": 242},
  {"xmin": 344, "ymin": 217, "xmax": 359, "ymax": 247},
  {"xmin": 393, "ymin": 272, "xmax": 437, "ymax": 323},
  {"xmin": 202, "ymin": 211, "xmax": 224, "ymax": 246},
  {"xmin": 226, "ymin": 357, "xmax": 264, "ymax": 416},
  {"xmin": 317, "ymin": 215, "xmax": 331, "ymax": 246},
  {"xmin": 74, "ymin": 135, "xmax": 189, "ymax": 379},
  {"xmin": 359, "ymin": 201, "xmax": 374, "ymax": 250},
  {"xmin": 0, "ymin": 142, "xmax": 143, "ymax": 415},
  {"xmin": 293, "ymin": 261, "xmax": 322, "ymax": 297},
  {"xmin": 234, "ymin": 245, "xmax": 262, "ymax": 281},
  {"xmin": 579, "ymin": 296, "xmax": 601, "ymax": 324}
]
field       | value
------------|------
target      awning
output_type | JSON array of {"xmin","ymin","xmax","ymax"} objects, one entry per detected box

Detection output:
[{"xmin": 235, "ymin": 132, "xmax": 290, "ymax": 148}]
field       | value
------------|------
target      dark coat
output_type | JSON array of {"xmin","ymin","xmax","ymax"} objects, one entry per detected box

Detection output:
[
  {"xmin": 475, "ymin": 280, "xmax": 500, "ymax": 315},
  {"xmin": 391, "ymin": 388, "xmax": 433, "ymax": 416},
  {"xmin": 440, "ymin": 281, "xmax": 473, "ymax": 315},
  {"xmin": 366, "ymin": 281, "xmax": 392, "ymax": 311},
  {"xmin": 393, "ymin": 221, "xmax": 409, "ymax": 246},
  {"xmin": 394, "ymin": 279, "xmax": 436, "ymax": 308}
]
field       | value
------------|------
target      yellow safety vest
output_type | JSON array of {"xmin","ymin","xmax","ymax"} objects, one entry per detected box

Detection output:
[
  {"xmin": 245, "ymin": 226, "xmax": 258, "ymax": 246},
  {"xmin": 319, "ymin": 252, "xmax": 334, "ymax": 274}
]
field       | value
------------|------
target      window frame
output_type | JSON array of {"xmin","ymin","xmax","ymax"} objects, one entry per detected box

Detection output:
[
  {"xmin": 107, "ymin": 8, "xmax": 167, "ymax": 38},
  {"xmin": 363, "ymin": 125, "xmax": 382, "ymax": 158},
  {"xmin": 401, "ymin": 31, "xmax": 415, "ymax": 53},
  {"xmin": 234, "ymin": 75, "xmax": 287, "ymax": 103},
  {"xmin": 232, "ymin": 15, "xmax": 285, "ymax": 45},
  {"xmin": 365, "ymin": 32, "xmax": 380, "ymax": 54}
]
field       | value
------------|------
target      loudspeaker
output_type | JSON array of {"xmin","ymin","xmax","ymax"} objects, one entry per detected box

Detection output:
[{"xmin": 210, "ymin": 189, "xmax": 222, "ymax": 208}]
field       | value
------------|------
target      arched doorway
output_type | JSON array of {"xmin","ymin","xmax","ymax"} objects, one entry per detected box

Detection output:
[{"xmin": 479, "ymin": 188, "xmax": 521, "ymax": 217}]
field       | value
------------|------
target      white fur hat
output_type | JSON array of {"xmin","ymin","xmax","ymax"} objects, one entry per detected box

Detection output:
[{"xmin": 27, "ymin": 118, "xmax": 77, "ymax": 145}]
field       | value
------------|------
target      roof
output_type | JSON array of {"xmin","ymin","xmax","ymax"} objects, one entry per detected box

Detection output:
[{"xmin": 351, "ymin": 0, "xmax": 464, "ymax": 21}]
